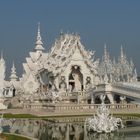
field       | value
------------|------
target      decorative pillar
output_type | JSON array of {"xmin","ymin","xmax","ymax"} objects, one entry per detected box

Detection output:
[
  {"xmin": 91, "ymin": 94, "xmax": 95, "ymax": 104},
  {"xmin": 66, "ymin": 124, "xmax": 69, "ymax": 140},
  {"xmin": 106, "ymin": 92, "xmax": 114, "ymax": 104},
  {"xmin": 66, "ymin": 75, "xmax": 69, "ymax": 91}
]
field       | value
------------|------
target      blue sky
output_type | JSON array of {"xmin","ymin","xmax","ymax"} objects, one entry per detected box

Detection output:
[{"xmin": 0, "ymin": 0, "xmax": 140, "ymax": 78}]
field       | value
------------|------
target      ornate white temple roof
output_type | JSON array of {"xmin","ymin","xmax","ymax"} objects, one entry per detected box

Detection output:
[{"xmin": 44, "ymin": 33, "xmax": 99, "ymax": 76}]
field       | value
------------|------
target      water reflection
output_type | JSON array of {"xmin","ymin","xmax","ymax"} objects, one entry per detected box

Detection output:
[
  {"xmin": 2, "ymin": 119, "xmax": 140, "ymax": 140},
  {"xmin": 87, "ymin": 133, "xmax": 125, "ymax": 140}
]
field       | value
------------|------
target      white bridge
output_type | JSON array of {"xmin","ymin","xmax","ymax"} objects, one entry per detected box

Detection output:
[{"xmin": 95, "ymin": 82, "xmax": 140, "ymax": 101}]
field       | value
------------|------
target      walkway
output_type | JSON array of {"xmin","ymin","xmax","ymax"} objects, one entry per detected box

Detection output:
[{"xmin": 1, "ymin": 103, "xmax": 140, "ymax": 117}]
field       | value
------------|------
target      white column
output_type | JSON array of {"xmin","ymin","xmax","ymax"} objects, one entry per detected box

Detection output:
[
  {"xmin": 66, "ymin": 75, "xmax": 69, "ymax": 90},
  {"xmin": 106, "ymin": 92, "xmax": 114, "ymax": 104}
]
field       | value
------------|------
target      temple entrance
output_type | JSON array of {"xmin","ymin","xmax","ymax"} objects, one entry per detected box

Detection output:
[
  {"xmin": 69, "ymin": 65, "xmax": 83, "ymax": 92},
  {"xmin": 37, "ymin": 69, "xmax": 53, "ymax": 93}
]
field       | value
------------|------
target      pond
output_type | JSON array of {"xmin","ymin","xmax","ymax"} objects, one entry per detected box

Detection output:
[{"xmin": 2, "ymin": 118, "xmax": 140, "ymax": 140}]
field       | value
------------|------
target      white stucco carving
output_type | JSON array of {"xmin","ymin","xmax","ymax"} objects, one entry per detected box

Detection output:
[{"xmin": 0, "ymin": 25, "xmax": 139, "ymax": 108}]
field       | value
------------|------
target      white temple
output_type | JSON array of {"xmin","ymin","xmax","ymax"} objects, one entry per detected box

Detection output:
[{"xmin": 0, "ymin": 24, "xmax": 140, "ymax": 110}]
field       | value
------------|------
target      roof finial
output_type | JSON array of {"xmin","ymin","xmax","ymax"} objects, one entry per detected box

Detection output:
[
  {"xmin": 12, "ymin": 61, "xmax": 15, "ymax": 71},
  {"xmin": 35, "ymin": 22, "xmax": 45, "ymax": 51},
  {"xmin": 10, "ymin": 61, "xmax": 18, "ymax": 81},
  {"xmin": 104, "ymin": 44, "xmax": 108, "ymax": 62},
  {"xmin": 120, "ymin": 45, "xmax": 124, "ymax": 58},
  {"xmin": 37, "ymin": 22, "xmax": 41, "ymax": 40}
]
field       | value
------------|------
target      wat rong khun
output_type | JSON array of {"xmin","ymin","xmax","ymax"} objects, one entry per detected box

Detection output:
[{"xmin": 0, "ymin": 24, "xmax": 140, "ymax": 118}]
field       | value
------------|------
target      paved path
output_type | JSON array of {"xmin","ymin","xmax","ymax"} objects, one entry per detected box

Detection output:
[{"xmin": 1, "ymin": 108, "xmax": 140, "ymax": 117}]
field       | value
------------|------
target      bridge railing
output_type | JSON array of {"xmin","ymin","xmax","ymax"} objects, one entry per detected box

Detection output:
[
  {"xmin": 54, "ymin": 103, "xmax": 140, "ymax": 112},
  {"xmin": 113, "ymin": 83, "xmax": 140, "ymax": 93}
]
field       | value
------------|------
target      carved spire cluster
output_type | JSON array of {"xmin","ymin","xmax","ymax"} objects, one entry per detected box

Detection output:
[
  {"xmin": 35, "ymin": 23, "xmax": 45, "ymax": 51},
  {"xmin": 10, "ymin": 62, "xmax": 18, "ymax": 81},
  {"xmin": 98, "ymin": 45, "xmax": 113, "ymax": 83},
  {"xmin": 98, "ymin": 45, "xmax": 137, "ymax": 83}
]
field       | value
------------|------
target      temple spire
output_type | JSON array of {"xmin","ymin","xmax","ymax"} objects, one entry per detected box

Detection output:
[
  {"xmin": 0, "ymin": 51, "xmax": 5, "ymax": 81},
  {"xmin": 119, "ymin": 45, "xmax": 126, "ymax": 63},
  {"xmin": 120, "ymin": 45, "xmax": 124, "ymax": 59},
  {"xmin": 130, "ymin": 58, "xmax": 134, "ymax": 68},
  {"xmin": 0, "ymin": 51, "xmax": 3, "ymax": 59},
  {"xmin": 35, "ymin": 22, "xmax": 45, "ymax": 51},
  {"xmin": 103, "ymin": 44, "xmax": 110, "ymax": 63},
  {"xmin": 0, "ymin": 51, "xmax": 4, "ymax": 62},
  {"xmin": 37, "ymin": 22, "xmax": 41, "ymax": 40},
  {"xmin": 104, "ymin": 44, "xmax": 108, "ymax": 62},
  {"xmin": 10, "ymin": 61, "xmax": 18, "ymax": 82}
]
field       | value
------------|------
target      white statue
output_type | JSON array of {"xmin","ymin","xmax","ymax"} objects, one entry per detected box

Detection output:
[
  {"xmin": 72, "ymin": 73, "xmax": 81, "ymax": 92},
  {"xmin": 85, "ymin": 77, "xmax": 92, "ymax": 90},
  {"xmin": 85, "ymin": 94, "xmax": 124, "ymax": 133}
]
